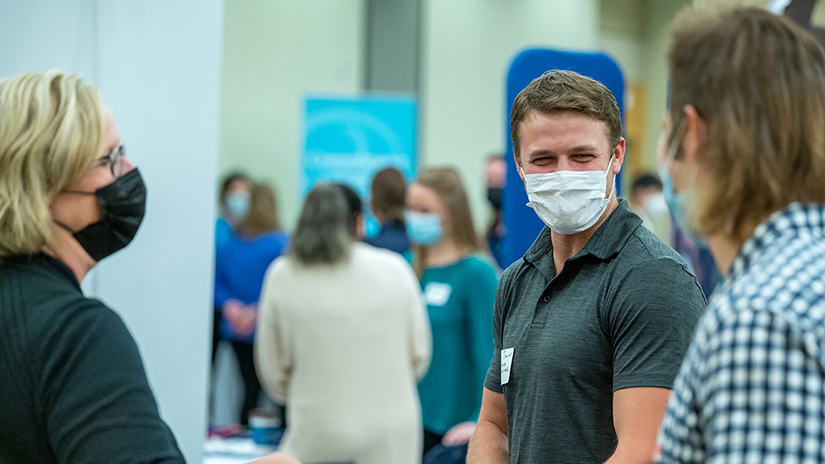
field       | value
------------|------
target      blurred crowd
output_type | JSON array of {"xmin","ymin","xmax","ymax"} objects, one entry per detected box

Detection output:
[{"xmin": 4, "ymin": 4, "xmax": 825, "ymax": 464}]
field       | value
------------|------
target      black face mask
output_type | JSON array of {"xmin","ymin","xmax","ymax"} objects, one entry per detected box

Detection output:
[
  {"xmin": 487, "ymin": 187, "xmax": 503, "ymax": 210},
  {"xmin": 56, "ymin": 168, "xmax": 147, "ymax": 261}
]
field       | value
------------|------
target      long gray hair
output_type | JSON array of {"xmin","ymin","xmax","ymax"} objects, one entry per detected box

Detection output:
[{"xmin": 290, "ymin": 183, "xmax": 352, "ymax": 266}]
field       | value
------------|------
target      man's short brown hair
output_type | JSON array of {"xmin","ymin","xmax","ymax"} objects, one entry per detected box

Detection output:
[
  {"xmin": 668, "ymin": 7, "xmax": 825, "ymax": 241},
  {"xmin": 510, "ymin": 70, "xmax": 622, "ymax": 164}
]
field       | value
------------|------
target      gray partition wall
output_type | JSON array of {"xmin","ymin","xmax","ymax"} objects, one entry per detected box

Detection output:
[{"xmin": 365, "ymin": 0, "xmax": 421, "ymax": 92}]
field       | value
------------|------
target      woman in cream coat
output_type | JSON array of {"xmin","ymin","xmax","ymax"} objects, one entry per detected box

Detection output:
[{"xmin": 255, "ymin": 183, "xmax": 431, "ymax": 464}]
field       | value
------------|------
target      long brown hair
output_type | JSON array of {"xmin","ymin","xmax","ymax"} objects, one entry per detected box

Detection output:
[
  {"xmin": 236, "ymin": 183, "xmax": 281, "ymax": 239},
  {"xmin": 412, "ymin": 167, "xmax": 481, "ymax": 278},
  {"xmin": 668, "ymin": 7, "xmax": 825, "ymax": 241}
]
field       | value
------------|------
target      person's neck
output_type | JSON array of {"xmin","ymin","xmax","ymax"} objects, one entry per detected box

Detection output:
[
  {"xmin": 551, "ymin": 197, "xmax": 619, "ymax": 276},
  {"xmin": 425, "ymin": 237, "xmax": 466, "ymax": 267},
  {"xmin": 706, "ymin": 226, "xmax": 755, "ymax": 277},
  {"xmin": 44, "ymin": 225, "xmax": 96, "ymax": 283}
]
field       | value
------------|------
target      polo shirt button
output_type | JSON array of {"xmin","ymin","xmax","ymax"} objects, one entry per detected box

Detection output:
[{"xmin": 542, "ymin": 295, "xmax": 550, "ymax": 303}]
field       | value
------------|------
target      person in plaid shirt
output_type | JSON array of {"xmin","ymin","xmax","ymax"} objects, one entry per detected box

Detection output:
[{"xmin": 657, "ymin": 6, "xmax": 825, "ymax": 463}]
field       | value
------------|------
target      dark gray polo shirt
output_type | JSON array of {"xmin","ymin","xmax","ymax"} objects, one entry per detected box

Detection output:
[{"xmin": 484, "ymin": 199, "xmax": 706, "ymax": 463}]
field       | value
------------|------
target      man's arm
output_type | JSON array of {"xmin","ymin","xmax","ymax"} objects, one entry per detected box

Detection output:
[
  {"xmin": 605, "ymin": 387, "xmax": 670, "ymax": 464},
  {"xmin": 605, "ymin": 258, "xmax": 705, "ymax": 463},
  {"xmin": 467, "ymin": 387, "xmax": 508, "ymax": 464}
]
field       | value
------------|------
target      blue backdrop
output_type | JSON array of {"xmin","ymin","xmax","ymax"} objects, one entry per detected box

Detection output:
[
  {"xmin": 303, "ymin": 96, "xmax": 417, "ymax": 236},
  {"xmin": 502, "ymin": 48, "xmax": 625, "ymax": 268}
]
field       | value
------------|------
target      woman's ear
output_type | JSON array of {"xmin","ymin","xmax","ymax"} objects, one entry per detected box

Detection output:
[{"xmin": 681, "ymin": 104, "xmax": 708, "ymax": 164}]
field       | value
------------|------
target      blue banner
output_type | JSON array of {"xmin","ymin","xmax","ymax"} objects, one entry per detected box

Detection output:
[{"xmin": 303, "ymin": 96, "xmax": 417, "ymax": 236}]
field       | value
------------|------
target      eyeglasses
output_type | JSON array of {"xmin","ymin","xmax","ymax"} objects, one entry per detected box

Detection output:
[{"xmin": 99, "ymin": 144, "xmax": 126, "ymax": 178}]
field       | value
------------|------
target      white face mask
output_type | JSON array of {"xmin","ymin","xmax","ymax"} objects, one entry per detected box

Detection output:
[
  {"xmin": 522, "ymin": 159, "xmax": 614, "ymax": 235},
  {"xmin": 643, "ymin": 193, "xmax": 668, "ymax": 216}
]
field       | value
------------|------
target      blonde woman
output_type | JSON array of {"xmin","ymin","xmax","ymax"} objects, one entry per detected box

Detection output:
[
  {"xmin": 0, "ymin": 71, "xmax": 183, "ymax": 462},
  {"xmin": 214, "ymin": 183, "xmax": 288, "ymax": 425},
  {"xmin": 405, "ymin": 167, "xmax": 498, "ymax": 456},
  {"xmin": 255, "ymin": 183, "xmax": 431, "ymax": 464}
]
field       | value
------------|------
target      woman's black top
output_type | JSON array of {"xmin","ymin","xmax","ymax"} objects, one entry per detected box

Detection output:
[{"xmin": 0, "ymin": 253, "xmax": 184, "ymax": 463}]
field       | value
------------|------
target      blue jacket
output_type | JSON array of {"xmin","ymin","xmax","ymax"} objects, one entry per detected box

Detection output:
[
  {"xmin": 214, "ymin": 231, "xmax": 289, "ymax": 343},
  {"xmin": 364, "ymin": 220, "xmax": 410, "ymax": 255}
]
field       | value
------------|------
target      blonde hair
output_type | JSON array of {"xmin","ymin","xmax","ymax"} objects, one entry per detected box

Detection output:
[
  {"xmin": 412, "ymin": 167, "xmax": 481, "ymax": 278},
  {"xmin": 236, "ymin": 183, "xmax": 281, "ymax": 239},
  {"xmin": 668, "ymin": 7, "xmax": 825, "ymax": 241},
  {"xmin": 0, "ymin": 70, "xmax": 105, "ymax": 256}
]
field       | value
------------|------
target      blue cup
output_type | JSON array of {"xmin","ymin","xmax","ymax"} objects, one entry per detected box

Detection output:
[{"xmin": 249, "ymin": 409, "xmax": 280, "ymax": 447}]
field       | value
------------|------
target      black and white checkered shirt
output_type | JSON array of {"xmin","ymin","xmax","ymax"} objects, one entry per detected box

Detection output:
[{"xmin": 658, "ymin": 203, "xmax": 825, "ymax": 464}]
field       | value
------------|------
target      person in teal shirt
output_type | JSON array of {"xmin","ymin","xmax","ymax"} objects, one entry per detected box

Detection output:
[{"xmin": 405, "ymin": 167, "xmax": 498, "ymax": 457}]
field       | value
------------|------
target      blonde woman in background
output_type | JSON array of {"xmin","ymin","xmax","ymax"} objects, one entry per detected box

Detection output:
[
  {"xmin": 214, "ymin": 183, "xmax": 289, "ymax": 425},
  {"xmin": 0, "ymin": 71, "xmax": 183, "ymax": 462},
  {"xmin": 405, "ymin": 167, "xmax": 498, "ymax": 456},
  {"xmin": 255, "ymin": 183, "xmax": 431, "ymax": 464}
]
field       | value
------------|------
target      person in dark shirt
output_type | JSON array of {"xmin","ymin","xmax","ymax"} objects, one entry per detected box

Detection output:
[
  {"xmin": 483, "ymin": 154, "xmax": 507, "ymax": 269},
  {"xmin": 0, "ymin": 70, "xmax": 184, "ymax": 463},
  {"xmin": 365, "ymin": 167, "xmax": 410, "ymax": 254}
]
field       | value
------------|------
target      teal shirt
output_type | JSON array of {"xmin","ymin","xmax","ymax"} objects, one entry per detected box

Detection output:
[{"xmin": 417, "ymin": 254, "xmax": 498, "ymax": 434}]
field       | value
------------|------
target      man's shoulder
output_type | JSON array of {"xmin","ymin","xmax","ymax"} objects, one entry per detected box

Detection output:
[{"xmin": 615, "ymin": 223, "xmax": 692, "ymax": 273}]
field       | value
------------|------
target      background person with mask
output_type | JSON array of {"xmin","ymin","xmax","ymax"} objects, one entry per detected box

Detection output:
[
  {"xmin": 0, "ymin": 70, "xmax": 184, "ymax": 463},
  {"xmin": 467, "ymin": 70, "xmax": 706, "ymax": 464},
  {"xmin": 657, "ymin": 7, "xmax": 825, "ymax": 463},
  {"xmin": 215, "ymin": 183, "xmax": 288, "ymax": 426},
  {"xmin": 216, "ymin": 172, "xmax": 253, "ymax": 249},
  {"xmin": 629, "ymin": 172, "xmax": 669, "ymax": 241},
  {"xmin": 255, "ymin": 183, "xmax": 430, "ymax": 464},
  {"xmin": 213, "ymin": 172, "xmax": 253, "ymax": 364},
  {"xmin": 405, "ymin": 167, "xmax": 498, "ymax": 457},
  {"xmin": 483, "ymin": 154, "xmax": 507, "ymax": 270}
]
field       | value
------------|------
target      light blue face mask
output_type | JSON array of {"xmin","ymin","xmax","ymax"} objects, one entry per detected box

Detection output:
[
  {"xmin": 405, "ymin": 210, "xmax": 443, "ymax": 246},
  {"xmin": 225, "ymin": 193, "xmax": 251, "ymax": 220},
  {"xmin": 661, "ymin": 121, "xmax": 707, "ymax": 247}
]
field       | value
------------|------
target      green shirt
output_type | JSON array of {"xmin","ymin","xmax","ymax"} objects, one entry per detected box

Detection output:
[
  {"xmin": 417, "ymin": 254, "xmax": 498, "ymax": 434},
  {"xmin": 485, "ymin": 200, "xmax": 706, "ymax": 463}
]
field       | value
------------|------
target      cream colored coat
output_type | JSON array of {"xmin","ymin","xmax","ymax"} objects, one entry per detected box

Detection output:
[{"xmin": 255, "ymin": 243, "xmax": 431, "ymax": 464}]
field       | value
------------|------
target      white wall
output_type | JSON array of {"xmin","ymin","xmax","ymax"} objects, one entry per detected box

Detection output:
[
  {"xmin": 219, "ymin": 0, "xmax": 366, "ymax": 231},
  {"xmin": 0, "ymin": 1, "xmax": 221, "ymax": 462},
  {"xmin": 419, "ymin": 0, "xmax": 600, "ymax": 229},
  {"xmin": 0, "ymin": 0, "xmax": 97, "ymax": 77}
]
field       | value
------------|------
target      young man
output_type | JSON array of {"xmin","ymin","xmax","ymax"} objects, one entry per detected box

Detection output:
[
  {"xmin": 657, "ymin": 7, "xmax": 825, "ymax": 463},
  {"xmin": 467, "ymin": 70, "xmax": 706, "ymax": 463}
]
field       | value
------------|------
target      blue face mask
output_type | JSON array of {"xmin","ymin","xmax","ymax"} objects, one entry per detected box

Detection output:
[
  {"xmin": 661, "ymin": 122, "xmax": 706, "ymax": 247},
  {"xmin": 405, "ymin": 211, "xmax": 443, "ymax": 245},
  {"xmin": 225, "ymin": 193, "xmax": 250, "ymax": 220}
]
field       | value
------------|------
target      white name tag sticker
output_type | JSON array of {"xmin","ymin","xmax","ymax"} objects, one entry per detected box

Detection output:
[
  {"xmin": 424, "ymin": 282, "xmax": 452, "ymax": 307},
  {"xmin": 501, "ymin": 348, "xmax": 514, "ymax": 385}
]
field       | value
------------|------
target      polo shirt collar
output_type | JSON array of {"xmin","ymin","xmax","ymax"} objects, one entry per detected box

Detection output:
[
  {"xmin": 523, "ymin": 199, "xmax": 643, "ymax": 277},
  {"xmin": 728, "ymin": 202, "xmax": 825, "ymax": 281}
]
